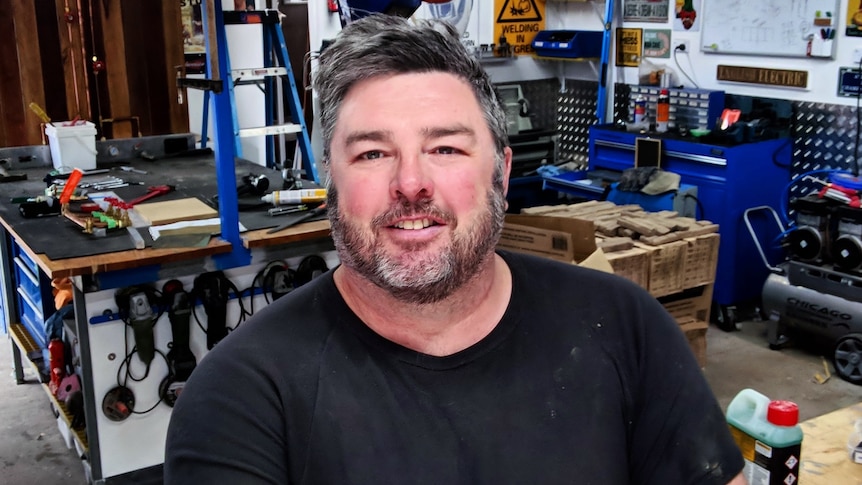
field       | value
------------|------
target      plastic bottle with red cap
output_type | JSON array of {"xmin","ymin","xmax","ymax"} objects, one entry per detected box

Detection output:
[{"xmin": 726, "ymin": 388, "xmax": 803, "ymax": 485}]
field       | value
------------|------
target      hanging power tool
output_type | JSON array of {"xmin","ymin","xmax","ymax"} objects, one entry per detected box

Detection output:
[
  {"xmin": 193, "ymin": 271, "xmax": 236, "ymax": 349},
  {"xmin": 128, "ymin": 291, "xmax": 156, "ymax": 365},
  {"xmin": 160, "ymin": 280, "xmax": 197, "ymax": 406}
]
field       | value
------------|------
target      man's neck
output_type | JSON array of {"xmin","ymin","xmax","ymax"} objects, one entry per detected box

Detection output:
[{"xmin": 333, "ymin": 254, "xmax": 512, "ymax": 357}]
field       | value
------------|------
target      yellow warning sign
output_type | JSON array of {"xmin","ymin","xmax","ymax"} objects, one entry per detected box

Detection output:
[{"xmin": 494, "ymin": 0, "xmax": 546, "ymax": 56}]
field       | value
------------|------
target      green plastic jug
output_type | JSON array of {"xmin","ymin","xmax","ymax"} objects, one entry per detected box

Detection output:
[{"xmin": 726, "ymin": 388, "xmax": 803, "ymax": 485}]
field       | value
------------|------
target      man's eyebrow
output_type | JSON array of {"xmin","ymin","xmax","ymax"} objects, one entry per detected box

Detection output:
[
  {"xmin": 343, "ymin": 130, "xmax": 391, "ymax": 147},
  {"xmin": 422, "ymin": 124, "xmax": 476, "ymax": 139}
]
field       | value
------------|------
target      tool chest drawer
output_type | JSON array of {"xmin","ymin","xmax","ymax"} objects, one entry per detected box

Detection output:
[
  {"xmin": 10, "ymin": 239, "xmax": 54, "ymax": 352},
  {"xmin": 14, "ymin": 243, "xmax": 42, "ymax": 277},
  {"xmin": 14, "ymin": 256, "xmax": 42, "ymax": 303}
]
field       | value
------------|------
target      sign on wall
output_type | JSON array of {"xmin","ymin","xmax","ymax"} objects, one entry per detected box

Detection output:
[
  {"xmin": 494, "ymin": 0, "xmax": 546, "ymax": 55},
  {"xmin": 616, "ymin": 28, "xmax": 643, "ymax": 66},
  {"xmin": 623, "ymin": 0, "xmax": 670, "ymax": 23},
  {"xmin": 848, "ymin": 0, "xmax": 862, "ymax": 37},
  {"xmin": 838, "ymin": 67, "xmax": 862, "ymax": 96},
  {"xmin": 673, "ymin": 0, "xmax": 701, "ymax": 32},
  {"xmin": 643, "ymin": 29, "xmax": 671, "ymax": 58},
  {"xmin": 716, "ymin": 65, "xmax": 808, "ymax": 89}
]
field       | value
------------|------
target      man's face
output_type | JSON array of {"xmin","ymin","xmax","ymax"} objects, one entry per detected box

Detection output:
[{"xmin": 327, "ymin": 72, "xmax": 512, "ymax": 304}]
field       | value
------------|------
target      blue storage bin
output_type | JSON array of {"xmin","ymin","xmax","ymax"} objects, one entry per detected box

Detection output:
[{"xmin": 532, "ymin": 30, "xmax": 604, "ymax": 59}]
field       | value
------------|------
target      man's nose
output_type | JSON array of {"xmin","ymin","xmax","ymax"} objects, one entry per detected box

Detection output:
[{"xmin": 391, "ymin": 154, "xmax": 434, "ymax": 202}]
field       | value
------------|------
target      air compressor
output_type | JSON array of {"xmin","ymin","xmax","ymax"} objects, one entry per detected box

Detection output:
[{"xmin": 748, "ymin": 198, "xmax": 862, "ymax": 385}]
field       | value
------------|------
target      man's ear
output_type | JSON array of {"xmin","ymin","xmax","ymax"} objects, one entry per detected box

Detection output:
[{"xmin": 501, "ymin": 146, "xmax": 513, "ymax": 197}]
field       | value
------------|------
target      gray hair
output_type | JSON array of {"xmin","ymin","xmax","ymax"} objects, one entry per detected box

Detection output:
[{"xmin": 313, "ymin": 14, "xmax": 509, "ymax": 176}]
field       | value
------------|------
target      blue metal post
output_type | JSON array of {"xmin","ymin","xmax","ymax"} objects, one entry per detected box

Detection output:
[
  {"xmin": 205, "ymin": 2, "xmax": 251, "ymax": 269},
  {"xmin": 596, "ymin": 0, "xmax": 615, "ymax": 124}
]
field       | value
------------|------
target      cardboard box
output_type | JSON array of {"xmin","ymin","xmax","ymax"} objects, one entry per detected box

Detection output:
[
  {"xmin": 498, "ymin": 214, "xmax": 613, "ymax": 272},
  {"xmin": 683, "ymin": 233, "xmax": 720, "ymax": 289},
  {"xmin": 605, "ymin": 246, "xmax": 650, "ymax": 289},
  {"xmin": 635, "ymin": 240, "xmax": 687, "ymax": 297},
  {"xmin": 658, "ymin": 283, "xmax": 714, "ymax": 323},
  {"xmin": 679, "ymin": 318, "xmax": 709, "ymax": 368}
]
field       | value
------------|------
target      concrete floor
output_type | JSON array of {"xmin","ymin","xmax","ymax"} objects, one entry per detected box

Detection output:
[{"xmin": 1, "ymin": 320, "xmax": 860, "ymax": 484}]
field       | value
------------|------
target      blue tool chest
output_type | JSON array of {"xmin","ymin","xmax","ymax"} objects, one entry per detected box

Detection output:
[{"xmin": 11, "ymin": 238, "xmax": 56, "ymax": 364}]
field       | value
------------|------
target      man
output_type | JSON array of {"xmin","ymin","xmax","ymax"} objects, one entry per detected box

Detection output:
[{"xmin": 165, "ymin": 14, "xmax": 746, "ymax": 484}]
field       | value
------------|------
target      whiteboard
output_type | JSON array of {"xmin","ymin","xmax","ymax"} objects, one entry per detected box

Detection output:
[{"xmin": 700, "ymin": 0, "xmax": 839, "ymax": 58}]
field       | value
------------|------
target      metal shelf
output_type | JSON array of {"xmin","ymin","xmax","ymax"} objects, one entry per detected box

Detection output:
[{"xmin": 9, "ymin": 323, "xmax": 89, "ymax": 453}]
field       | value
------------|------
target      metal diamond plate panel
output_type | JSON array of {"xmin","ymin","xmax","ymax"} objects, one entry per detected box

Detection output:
[
  {"xmin": 790, "ymin": 101, "xmax": 859, "ymax": 200},
  {"xmin": 517, "ymin": 78, "xmax": 561, "ymax": 131},
  {"xmin": 557, "ymin": 79, "xmax": 599, "ymax": 168}
]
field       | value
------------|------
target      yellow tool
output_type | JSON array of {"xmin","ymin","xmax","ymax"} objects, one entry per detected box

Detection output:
[{"xmin": 28, "ymin": 102, "xmax": 52, "ymax": 125}]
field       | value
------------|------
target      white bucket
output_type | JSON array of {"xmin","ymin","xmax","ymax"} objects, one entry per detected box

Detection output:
[{"xmin": 45, "ymin": 121, "xmax": 98, "ymax": 171}]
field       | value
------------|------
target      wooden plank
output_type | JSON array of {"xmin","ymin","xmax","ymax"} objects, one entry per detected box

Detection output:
[
  {"xmin": 162, "ymin": 0, "xmax": 190, "ymax": 135},
  {"xmin": 618, "ymin": 215, "xmax": 671, "ymax": 236},
  {"xmin": 55, "ymin": 0, "xmax": 90, "ymax": 120},
  {"xmin": 134, "ymin": 197, "xmax": 218, "ymax": 226},
  {"xmin": 0, "ymin": 0, "xmax": 18, "ymax": 147},
  {"xmin": 101, "ymin": 0, "xmax": 132, "ymax": 138},
  {"xmin": 799, "ymin": 402, "xmax": 862, "ymax": 485},
  {"xmin": 596, "ymin": 236, "xmax": 634, "ymax": 252},
  {"xmin": 11, "ymin": 0, "xmax": 46, "ymax": 146},
  {"xmin": 640, "ymin": 232, "xmax": 683, "ymax": 245}
]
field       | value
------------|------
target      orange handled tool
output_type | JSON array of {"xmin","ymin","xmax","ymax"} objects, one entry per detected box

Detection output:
[{"xmin": 59, "ymin": 168, "xmax": 83, "ymax": 205}]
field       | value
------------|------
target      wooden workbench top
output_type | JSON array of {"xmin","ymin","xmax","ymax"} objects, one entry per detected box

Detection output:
[{"xmin": 799, "ymin": 402, "xmax": 862, "ymax": 484}]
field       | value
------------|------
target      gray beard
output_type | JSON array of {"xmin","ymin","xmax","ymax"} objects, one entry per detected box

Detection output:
[{"xmin": 328, "ymin": 184, "xmax": 506, "ymax": 305}]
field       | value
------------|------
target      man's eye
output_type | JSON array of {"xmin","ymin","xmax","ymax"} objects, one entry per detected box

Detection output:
[
  {"xmin": 434, "ymin": 146, "xmax": 458, "ymax": 155},
  {"xmin": 360, "ymin": 151, "xmax": 383, "ymax": 160}
]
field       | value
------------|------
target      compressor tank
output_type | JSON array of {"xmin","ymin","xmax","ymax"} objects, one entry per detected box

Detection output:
[{"xmin": 761, "ymin": 269, "xmax": 860, "ymax": 344}]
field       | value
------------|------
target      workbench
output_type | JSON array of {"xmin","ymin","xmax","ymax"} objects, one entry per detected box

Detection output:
[
  {"xmin": 0, "ymin": 148, "xmax": 335, "ymax": 483},
  {"xmin": 799, "ymin": 402, "xmax": 862, "ymax": 484}
]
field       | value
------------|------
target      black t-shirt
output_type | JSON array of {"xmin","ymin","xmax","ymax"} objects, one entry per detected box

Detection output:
[{"xmin": 165, "ymin": 251, "xmax": 743, "ymax": 484}]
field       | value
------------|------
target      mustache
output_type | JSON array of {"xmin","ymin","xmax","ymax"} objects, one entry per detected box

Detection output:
[{"xmin": 371, "ymin": 197, "xmax": 455, "ymax": 228}]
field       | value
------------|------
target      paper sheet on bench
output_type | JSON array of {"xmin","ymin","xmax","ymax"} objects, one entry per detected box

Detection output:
[{"xmin": 148, "ymin": 218, "xmax": 247, "ymax": 241}]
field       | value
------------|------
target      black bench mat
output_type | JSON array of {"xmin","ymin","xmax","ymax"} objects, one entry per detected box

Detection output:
[{"xmin": 0, "ymin": 155, "xmax": 313, "ymax": 260}]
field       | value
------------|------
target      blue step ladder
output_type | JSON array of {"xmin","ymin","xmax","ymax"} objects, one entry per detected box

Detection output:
[
  {"xmin": 177, "ymin": 6, "xmax": 318, "ymax": 269},
  {"xmin": 199, "ymin": 8, "xmax": 317, "ymax": 180}
]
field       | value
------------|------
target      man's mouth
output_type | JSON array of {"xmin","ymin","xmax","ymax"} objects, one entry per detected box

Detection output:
[{"xmin": 392, "ymin": 218, "xmax": 437, "ymax": 230}]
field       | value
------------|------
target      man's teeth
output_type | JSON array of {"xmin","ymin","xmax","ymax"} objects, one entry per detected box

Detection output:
[{"xmin": 394, "ymin": 218, "xmax": 432, "ymax": 230}]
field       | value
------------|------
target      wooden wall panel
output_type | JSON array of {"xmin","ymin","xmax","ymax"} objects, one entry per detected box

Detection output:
[
  {"xmin": 11, "ymin": 0, "xmax": 47, "ymax": 145},
  {"xmin": 0, "ymin": 0, "xmax": 20, "ymax": 147},
  {"xmin": 162, "ymin": 1, "xmax": 189, "ymax": 135},
  {"xmin": 99, "ymin": 0, "xmax": 132, "ymax": 138},
  {"xmin": 54, "ymin": 0, "xmax": 91, "ymax": 122},
  {"xmin": 35, "ymin": 2, "xmax": 67, "ymax": 124},
  {"xmin": 0, "ymin": 0, "xmax": 192, "ymax": 147}
]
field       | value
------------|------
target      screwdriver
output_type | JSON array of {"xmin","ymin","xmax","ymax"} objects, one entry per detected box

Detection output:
[
  {"xmin": 28, "ymin": 102, "xmax": 52, "ymax": 125},
  {"xmin": 266, "ymin": 203, "xmax": 327, "ymax": 234}
]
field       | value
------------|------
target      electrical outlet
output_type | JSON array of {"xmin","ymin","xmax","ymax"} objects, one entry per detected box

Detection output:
[
  {"xmin": 854, "ymin": 48, "xmax": 862, "ymax": 65},
  {"xmin": 675, "ymin": 40, "xmax": 691, "ymax": 53}
]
